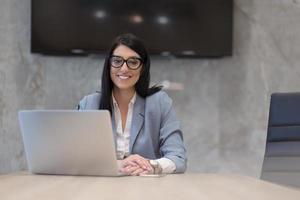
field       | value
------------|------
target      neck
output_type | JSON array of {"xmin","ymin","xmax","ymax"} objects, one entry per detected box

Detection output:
[{"xmin": 113, "ymin": 87, "xmax": 135, "ymax": 106}]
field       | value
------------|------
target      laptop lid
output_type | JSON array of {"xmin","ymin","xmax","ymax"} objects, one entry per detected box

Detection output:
[{"xmin": 19, "ymin": 110, "xmax": 121, "ymax": 176}]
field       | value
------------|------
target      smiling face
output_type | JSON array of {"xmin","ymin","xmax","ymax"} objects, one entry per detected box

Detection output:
[{"xmin": 110, "ymin": 45, "xmax": 142, "ymax": 93}]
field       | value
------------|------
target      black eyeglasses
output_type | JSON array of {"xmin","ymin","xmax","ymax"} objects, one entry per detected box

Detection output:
[{"xmin": 110, "ymin": 55, "xmax": 143, "ymax": 70}]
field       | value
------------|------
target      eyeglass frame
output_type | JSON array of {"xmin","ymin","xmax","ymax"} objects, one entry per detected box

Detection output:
[{"xmin": 109, "ymin": 55, "xmax": 143, "ymax": 70}]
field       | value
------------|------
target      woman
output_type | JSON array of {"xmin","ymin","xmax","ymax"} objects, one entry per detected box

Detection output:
[{"xmin": 78, "ymin": 33, "xmax": 186, "ymax": 175}]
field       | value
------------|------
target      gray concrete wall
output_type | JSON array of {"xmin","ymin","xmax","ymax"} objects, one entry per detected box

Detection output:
[{"xmin": 1, "ymin": 0, "xmax": 300, "ymax": 177}]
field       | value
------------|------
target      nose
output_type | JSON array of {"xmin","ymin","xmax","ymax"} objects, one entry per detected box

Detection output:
[{"xmin": 119, "ymin": 62, "xmax": 129, "ymax": 71}]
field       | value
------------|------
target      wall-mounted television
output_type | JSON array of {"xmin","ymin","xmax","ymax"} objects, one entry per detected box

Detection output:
[{"xmin": 31, "ymin": 0, "xmax": 233, "ymax": 57}]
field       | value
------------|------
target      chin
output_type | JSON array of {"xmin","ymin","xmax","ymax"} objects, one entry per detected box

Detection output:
[{"xmin": 115, "ymin": 84, "xmax": 135, "ymax": 90}]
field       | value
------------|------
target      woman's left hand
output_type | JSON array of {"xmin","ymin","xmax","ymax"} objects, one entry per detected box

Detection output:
[{"xmin": 119, "ymin": 154, "xmax": 153, "ymax": 176}]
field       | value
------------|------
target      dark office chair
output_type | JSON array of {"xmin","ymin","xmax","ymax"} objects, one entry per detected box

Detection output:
[{"xmin": 261, "ymin": 92, "xmax": 300, "ymax": 188}]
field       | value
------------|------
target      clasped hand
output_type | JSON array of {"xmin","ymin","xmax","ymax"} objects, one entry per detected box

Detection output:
[{"xmin": 119, "ymin": 154, "xmax": 153, "ymax": 176}]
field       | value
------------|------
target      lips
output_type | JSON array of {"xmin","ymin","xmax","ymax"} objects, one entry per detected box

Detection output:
[{"xmin": 117, "ymin": 74, "xmax": 132, "ymax": 80}]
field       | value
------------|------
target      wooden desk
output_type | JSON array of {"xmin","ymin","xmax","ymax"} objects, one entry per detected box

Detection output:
[{"xmin": 0, "ymin": 172, "xmax": 299, "ymax": 200}]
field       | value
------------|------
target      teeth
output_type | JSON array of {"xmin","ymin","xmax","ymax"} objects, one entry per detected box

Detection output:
[{"xmin": 118, "ymin": 75, "xmax": 130, "ymax": 80}]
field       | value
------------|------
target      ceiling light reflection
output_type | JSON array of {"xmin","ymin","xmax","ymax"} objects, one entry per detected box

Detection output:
[
  {"xmin": 129, "ymin": 14, "xmax": 143, "ymax": 24},
  {"xmin": 157, "ymin": 16, "xmax": 169, "ymax": 25},
  {"xmin": 94, "ymin": 10, "xmax": 106, "ymax": 19}
]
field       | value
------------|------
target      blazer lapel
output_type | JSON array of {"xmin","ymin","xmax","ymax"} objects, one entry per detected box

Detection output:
[{"xmin": 129, "ymin": 94, "xmax": 145, "ymax": 153}]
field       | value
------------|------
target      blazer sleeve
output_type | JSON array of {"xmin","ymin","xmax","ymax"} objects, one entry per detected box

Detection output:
[
  {"xmin": 77, "ymin": 93, "xmax": 101, "ymax": 110},
  {"xmin": 77, "ymin": 96, "xmax": 88, "ymax": 110},
  {"xmin": 158, "ymin": 92, "xmax": 187, "ymax": 173}
]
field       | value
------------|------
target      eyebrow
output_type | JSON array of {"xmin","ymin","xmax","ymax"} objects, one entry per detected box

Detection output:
[{"xmin": 111, "ymin": 55, "xmax": 141, "ymax": 59}]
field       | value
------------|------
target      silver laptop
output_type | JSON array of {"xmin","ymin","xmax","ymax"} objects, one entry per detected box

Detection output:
[{"xmin": 19, "ymin": 110, "xmax": 123, "ymax": 176}]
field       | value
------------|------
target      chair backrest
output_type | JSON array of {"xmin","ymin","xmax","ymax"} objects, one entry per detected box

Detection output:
[{"xmin": 261, "ymin": 92, "xmax": 300, "ymax": 188}]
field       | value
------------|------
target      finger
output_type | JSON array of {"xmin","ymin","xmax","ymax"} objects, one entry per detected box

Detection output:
[
  {"xmin": 123, "ymin": 165, "xmax": 140, "ymax": 174},
  {"xmin": 131, "ymin": 156, "xmax": 150, "ymax": 170},
  {"xmin": 123, "ymin": 155, "xmax": 139, "ymax": 163},
  {"xmin": 131, "ymin": 168, "xmax": 146, "ymax": 176},
  {"xmin": 122, "ymin": 160, "xmax": 138, "ymax": 168},
  {"xmin": 119, "ymin": 162, "xmax": 137, "ymax": 173},
  {"xmin": 135, "ymin": 158, "xmax": 152, "ymax": 171},
  {"xmin": 142, "ymin": 159, "xmax": 152, "ymax": 171},
  {"xmin": 139, "ymin": 170, "xmax": 151, "ymax": 175},
  {"xmin": 126, "ymin": 155, "xmax": 152, "ymax": 171},
  {"xmin": 122, "ymin": 155, "xmax": 140, "ymax": 167},
  {"xmin": 131, "ymin": 159, "xmax": 144, "ymax": 168}
]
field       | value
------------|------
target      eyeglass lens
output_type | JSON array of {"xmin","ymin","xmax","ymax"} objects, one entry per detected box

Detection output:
[{"xmin": 110, "ymin": 56, "xmax": 142, "ymax": 69}]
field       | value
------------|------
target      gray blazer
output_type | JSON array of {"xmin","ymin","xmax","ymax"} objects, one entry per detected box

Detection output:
[{"xmin": 78, "ymin": 91, "xmax": 187, "ymax": 173}]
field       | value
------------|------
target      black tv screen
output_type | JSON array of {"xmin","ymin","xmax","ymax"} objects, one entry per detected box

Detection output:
[{"xmin": 31, "ymin": 0, "xmax": 233, "ymax": 57}]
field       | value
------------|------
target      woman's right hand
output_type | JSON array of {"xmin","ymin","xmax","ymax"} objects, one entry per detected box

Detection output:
[{"xmin": 119, "ymin": 154, "xmax": 153, "ymax": 176}]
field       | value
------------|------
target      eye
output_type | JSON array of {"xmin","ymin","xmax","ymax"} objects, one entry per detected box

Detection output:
[
  {"xmin": 113, "ymin": 59, "xmax": 122, "ymax": 64},
  {"xmin": 127, "ymin": 58, "xmax": 141, "ymax": 66},
  {"xmin": 111, "ymin": 57, "xmax": 123, "ymax": 65}
]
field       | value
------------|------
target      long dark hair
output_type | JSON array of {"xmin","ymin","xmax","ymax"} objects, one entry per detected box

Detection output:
[{"xmin": 99, "ymin": 33, "xmax": 161, "ymax": 113}]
